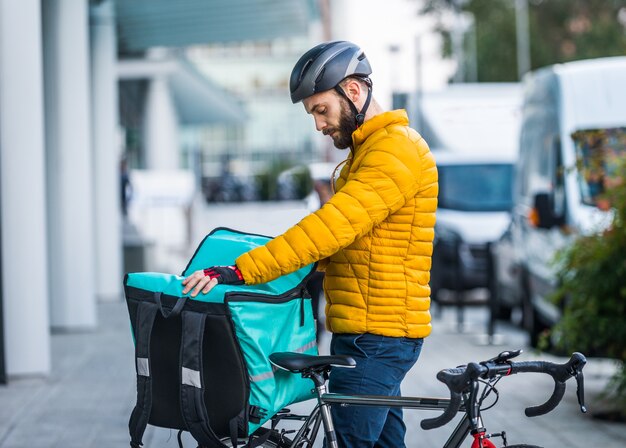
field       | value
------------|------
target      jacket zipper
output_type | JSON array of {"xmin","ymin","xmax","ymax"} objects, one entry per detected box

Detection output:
[{"xmin": 225, "ymin": 287, "xmax": 310, "ymax": 327}]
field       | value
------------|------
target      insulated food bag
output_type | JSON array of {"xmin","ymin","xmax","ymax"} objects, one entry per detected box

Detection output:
[{"xmin": 124, "ymin": 228, "xmax": 318, "ymax": 447}]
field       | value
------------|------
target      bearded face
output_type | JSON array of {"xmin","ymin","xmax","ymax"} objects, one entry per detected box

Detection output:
[
  {"xmin": 304, "ymin": 89, "xmax": 357, "ymax": 150},
  {"xmin": 330, "ymin": 94, "xmax": 356, "ymax": 150}
]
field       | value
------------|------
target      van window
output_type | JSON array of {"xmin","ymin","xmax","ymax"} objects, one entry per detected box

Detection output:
[
  {"xmin": 518, "ymin": 104, "xmax": 559, "ymax": 201},
  {"xmin": 572, "ymin": 127, "xmax": 626, "ymax": 207},
  {"xmin": 438, "ymin": 163, "xmax": 514, "ymax": 212}
]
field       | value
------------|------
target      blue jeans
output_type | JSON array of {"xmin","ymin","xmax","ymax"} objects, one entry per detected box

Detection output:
[{"xmin": 328, "ymin": 333, "xmax": 424, "ymax": 448}]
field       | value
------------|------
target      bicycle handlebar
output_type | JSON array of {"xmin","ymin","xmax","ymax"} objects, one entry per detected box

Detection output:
[
  {"xmin": 420, "ymin": 363, "xmax": 486, "ymax": 430},
  {"xmin": 509, "ymin": 355, "xmax": 583, "ymax": 417},
  {"xmin": 420, "ymin": 352, "xmax": 587, "ymax": 430}
]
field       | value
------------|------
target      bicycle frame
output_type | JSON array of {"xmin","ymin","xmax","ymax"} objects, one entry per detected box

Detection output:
[
  {"xmin": 268, "ymin": 350, "xmax": 586, "ymax": 448},
  {"xmin": 322, "ymin": 393, "xmax": 476, "ymax": 448},
  {"xmin": 277, "ymin": 389, "xmax": 475, "ymax": 448}
]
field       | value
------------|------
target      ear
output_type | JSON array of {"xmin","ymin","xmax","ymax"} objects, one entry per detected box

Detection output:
[{"xmin": 343, "ymin": 78, "xmax": 362, "ymax": 103}]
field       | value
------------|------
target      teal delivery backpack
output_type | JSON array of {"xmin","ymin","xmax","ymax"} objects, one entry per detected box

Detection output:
[{"xmin": 124, "ymin": 228, "xmax": 318, "ymax": 447}]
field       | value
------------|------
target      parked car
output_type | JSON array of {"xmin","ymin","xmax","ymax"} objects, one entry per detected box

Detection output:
[
  {"xmin": 506, "ymin": 56, "xmax": 626, "ymax": 347},
  {"xmin": 430, "ymin": 151, "xmax": 515, "ymax": 306}
]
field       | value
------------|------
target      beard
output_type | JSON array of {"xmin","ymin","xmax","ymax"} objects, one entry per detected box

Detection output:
[{"xmin": 327, "ymin": 95, "xmax": 356, "ymax": 150}]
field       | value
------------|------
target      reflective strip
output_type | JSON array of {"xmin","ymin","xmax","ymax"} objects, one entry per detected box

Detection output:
[
  {"xmin": 249, "ymin": 340, "xmax": 317, "ymax": 383},
  {"xmin": 250, "ymin": 370, "xmax": 274, "ymax": 383},
  {"xmin": 293, "ymin": 340, "xmax": 316, "ymax": 353},
  {"xmin": 182, "ymin": 366, "xmax": 202, "ymax": 388},
  {"xmin": 137, "ymin": 357, "xmax": 150, "ymax": 377}
]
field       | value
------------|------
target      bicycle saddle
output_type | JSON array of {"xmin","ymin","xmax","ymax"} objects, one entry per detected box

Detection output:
[{"xmin": 269, "ymin": 352, "xmax": 356, "ymax": 373}]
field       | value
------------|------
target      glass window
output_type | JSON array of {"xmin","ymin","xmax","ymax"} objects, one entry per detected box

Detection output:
[
  {"xmin": 438, "ymin": 164, "xmax": 514, "ymax": 212},
  {"xmin": 571, "ymin": 127, "xmax": 626, "ymax": 207}
]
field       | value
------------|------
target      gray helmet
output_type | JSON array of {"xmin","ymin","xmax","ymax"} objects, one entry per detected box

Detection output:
[{"xmin": 289, "ymin": 41, "xmax": 372, "ymax": 104}]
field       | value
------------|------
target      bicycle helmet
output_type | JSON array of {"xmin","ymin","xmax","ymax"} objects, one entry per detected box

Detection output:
[{"xmin": 290, "ymin": 41, "xmax": 373, "ymax": 126}]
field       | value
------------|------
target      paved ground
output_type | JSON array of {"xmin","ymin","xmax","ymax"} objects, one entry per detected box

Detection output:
[{"xmin": 1, "ymin": 200, "xmax": 625, "ymax": 447}]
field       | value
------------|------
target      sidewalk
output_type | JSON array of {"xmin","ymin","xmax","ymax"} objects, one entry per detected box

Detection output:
[
  {"xmin": 0, "ymin": 201, "xmax": 624, "ymax": 447},
  {"xmin": 0, "ymin": 300, "xmax": 624, "ymax": 447}
]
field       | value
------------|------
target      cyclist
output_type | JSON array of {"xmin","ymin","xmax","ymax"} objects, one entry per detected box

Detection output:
[{"xmin": 183, "ymin": 41, "xmax": 438, "ymax": 448}]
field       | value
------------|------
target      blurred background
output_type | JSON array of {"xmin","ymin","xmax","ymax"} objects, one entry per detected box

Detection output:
[
  {"xmin": 1, "ymin": 1, "xmax": 626, "ymax": 445},
  {"xmin": 1, "ymin": 0, "xmax": 459, "ymax": 380}
]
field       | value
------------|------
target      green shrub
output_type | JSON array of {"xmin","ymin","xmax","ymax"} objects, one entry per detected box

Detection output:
[
  {"xmin": 254, "ymin": 161, "xmax": 314, "ymax": 201},
  {"xmin": 549, "ymin": 157, "xmax": 626, "ymax": 412},
  {"xmin": 255, "ymin": 160, "xmax": 294, "ymax": 201}
]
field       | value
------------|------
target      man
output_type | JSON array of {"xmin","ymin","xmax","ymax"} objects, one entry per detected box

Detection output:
[{"xmin": 183, "ymin": 41, "xmax": 438, "ymax": 447}]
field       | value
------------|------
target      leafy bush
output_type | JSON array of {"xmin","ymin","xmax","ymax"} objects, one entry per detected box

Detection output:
[
  {"xmin": 549, "ymin": 157, "xmax": 626, "ymax": 413},
  {"xmin": 255, "ymin": 161, "xmax": 313, "ymax": 201},
  {"xmin": 255, "ymin": 160, "xmax": 293, "ymax": 201}
]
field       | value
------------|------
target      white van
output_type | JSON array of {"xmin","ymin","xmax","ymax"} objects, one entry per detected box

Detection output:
[
  {"xmin": 430, "ymin": 151, "xmax": 515, "ymax": 305},
  {"xmin": 409, "ymin": 84, "xmax": 522, "ymax": 306},
  {"xmin": 504, "ymin": 57, "xmax": 626, "ymax": 346}
]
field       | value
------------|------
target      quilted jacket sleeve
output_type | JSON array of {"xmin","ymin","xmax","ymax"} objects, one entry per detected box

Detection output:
[{"xmin": 236, "ymin": 135, "xmax": 425, "ymax": 284}]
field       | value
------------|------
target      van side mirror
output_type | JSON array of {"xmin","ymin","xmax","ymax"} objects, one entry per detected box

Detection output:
[{"xmin": 530, "ymin": 192, "xmax": 563, "ymax": 229}]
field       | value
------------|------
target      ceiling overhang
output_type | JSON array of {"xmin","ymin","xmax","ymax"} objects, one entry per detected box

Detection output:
[{"xmin": 115, "ymin": 0, "xmax": 317, "ymax": 53}]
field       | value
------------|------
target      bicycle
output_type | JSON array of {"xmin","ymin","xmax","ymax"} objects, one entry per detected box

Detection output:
[{"xmin": 220, "ymin": 348, "xmax": 587, "ymax": 448}]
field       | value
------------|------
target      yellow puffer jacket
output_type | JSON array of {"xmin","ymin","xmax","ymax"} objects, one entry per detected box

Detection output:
[{"xmin": 236, "ymin": 110, "xmax": 438, "ymax": 338}]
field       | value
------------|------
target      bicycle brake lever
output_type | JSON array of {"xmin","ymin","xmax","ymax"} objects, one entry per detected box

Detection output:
[
  {"xmin": 565, "ymin": 352, "xmax": 587, "ymax": 413},
  {"xmin": 575, "ymin": 368, "xmax": 587, "ymax": 413}
]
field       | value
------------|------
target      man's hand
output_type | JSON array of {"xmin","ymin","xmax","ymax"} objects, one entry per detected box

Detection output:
[{"xmin": 182, "ymin": 265, "xmax": 244, "ymax": 297}]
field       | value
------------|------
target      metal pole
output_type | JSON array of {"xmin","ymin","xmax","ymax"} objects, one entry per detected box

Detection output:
[
  {"xmin": 515, "ymin": 0, "xmax": 531, "ymax": 80},
  {"xmin": 414, "ymin": 35, "xmax": 424, "ymax": 133},
  {"xmin": 452, "ymin": 15, "xmax": 465, "ymax": 83},
  {"xmin": 451, "ymin": 0, "xmax": 470, "ymax": 83},
  {"xmin": 454, "ymin": 238, "xmax": 465, "ymax": 332},
  {"xmin": 466, "ymin": 14, "xmax": 478, "ymax": 82},
  {"xmin": 486, "ymin": 242, "xmax": 497, "ymax": 343}
]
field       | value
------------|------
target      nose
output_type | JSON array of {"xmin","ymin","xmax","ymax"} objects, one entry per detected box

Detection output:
[{"xmin": 313, "ymin": 115, "xmax": 326, "ymax": 132}]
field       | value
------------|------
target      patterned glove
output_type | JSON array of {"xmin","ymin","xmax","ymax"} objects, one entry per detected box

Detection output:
[{"xmin": 203, "ymin": 265, "xmax": 245, "ymax": 285}]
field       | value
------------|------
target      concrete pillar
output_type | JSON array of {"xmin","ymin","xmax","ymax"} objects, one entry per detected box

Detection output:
[
  {"xmin": 90, "ymin": 0, "xmax": 123, "ymax": 301},
  {"xmin": 143, "ymin": 74, "xmax": 180, "ymax": 169},
  {"xmin": 42, "ymin": 0, "xmax": 97, "ymax": 329},
  {"xmin": 0, "ymin": 0, "xmax": 51, "ymax": 375}
]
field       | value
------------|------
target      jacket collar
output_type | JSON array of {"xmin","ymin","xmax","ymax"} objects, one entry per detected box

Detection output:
[{"xmin": 351, "ymin": 109, "xmax": 409, "ymax": 148}]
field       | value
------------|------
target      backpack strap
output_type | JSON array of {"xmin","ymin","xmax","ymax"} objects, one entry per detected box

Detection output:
[
  {"xmin": 129, "ymin": 300, "xmax": 159, "ymax": 448},
  {"xmin": 229, "ymin": 413, "xmax": 274, "ymax": 448},
  {"xmin": 180, "ymin": 310, "xmax": 225, "ymax": 448}
]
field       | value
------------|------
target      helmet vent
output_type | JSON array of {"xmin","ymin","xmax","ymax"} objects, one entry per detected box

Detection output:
[
  {"xmin": 314, "ymin": 67, "xmax": 326, "ymax": 86},
  {"xmin": 299, "ymin": 59, "xmax": 313, "ymax": 83}
]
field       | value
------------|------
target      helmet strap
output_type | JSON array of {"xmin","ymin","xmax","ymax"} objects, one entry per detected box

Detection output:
[{"xmin": 334, "ymin": 80, "xmax": 372, "ymax": 129}]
